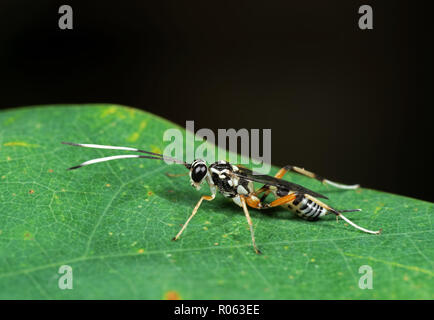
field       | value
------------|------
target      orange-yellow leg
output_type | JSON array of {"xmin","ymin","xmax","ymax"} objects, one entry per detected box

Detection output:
[
  {"xmin": 239, "ymin": 195, "xmax": 261, "ymax": 254},
  {"xmin": 262, "ymin": 193, "xmax": 297, "ymax": 208},
  {"xmin": 172, "ymin": 195, "xmax": 215, "ymax": 241},
  {"xmin": 257, "ymin": 165, "xmax": 359, "ymax": 203},
  {"xmin": 253, "ymin": 167, "xmax": 288, "ymax": 200}
]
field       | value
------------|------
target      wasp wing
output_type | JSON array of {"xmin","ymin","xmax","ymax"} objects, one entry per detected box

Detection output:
[{"xmin": 232, "ymin": 166, "xmax": 329, "ymax": 199}]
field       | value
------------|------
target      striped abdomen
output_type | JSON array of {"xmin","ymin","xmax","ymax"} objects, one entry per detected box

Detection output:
[{"xmin": 285, "ymin": 195, "xmax": 328, "ymax": 221}]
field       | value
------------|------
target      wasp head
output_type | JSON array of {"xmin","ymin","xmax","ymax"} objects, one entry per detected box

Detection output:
[{"xmin": 189, "ymin": 159, "xmax": 208, "ymax": 190}]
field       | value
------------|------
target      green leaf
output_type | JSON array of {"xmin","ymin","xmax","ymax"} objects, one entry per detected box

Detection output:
[{"xmin": 0, "ymin": 104, "xmax": 432, "ymax": 299}]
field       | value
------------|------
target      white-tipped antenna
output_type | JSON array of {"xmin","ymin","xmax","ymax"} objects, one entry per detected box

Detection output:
[
  {"xmin": 62, "ymin": 142, "xmax": 189, "ymax": 170},
  {"xmin": 335, "ymin": 209, "xmax": 382, "ymax": 235}
]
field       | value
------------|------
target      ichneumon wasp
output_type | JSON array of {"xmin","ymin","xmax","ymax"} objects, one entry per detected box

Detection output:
[{"xmin": 62, "ymin": 141, "xmax": 382, "ymax": 254}]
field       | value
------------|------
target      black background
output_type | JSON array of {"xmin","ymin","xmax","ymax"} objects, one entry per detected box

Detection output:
[{"xmin": 0, "ymin": 0, "xmax": 432, "ymax": 201}]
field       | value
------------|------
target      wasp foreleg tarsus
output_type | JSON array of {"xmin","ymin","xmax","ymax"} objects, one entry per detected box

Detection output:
[{"xmin": 172, "ymin": 194, "xmax": 215, "ymax": 241}]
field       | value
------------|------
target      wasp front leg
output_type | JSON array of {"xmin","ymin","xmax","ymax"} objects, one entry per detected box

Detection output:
[{"xmin": 172, "ymin": 194, "xmax": 215, "ymax": 241}]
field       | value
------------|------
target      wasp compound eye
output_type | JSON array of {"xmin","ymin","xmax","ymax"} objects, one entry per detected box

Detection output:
[{"xmin": 191, "ymin": 164, "xmax": 207, "ymax": 183}]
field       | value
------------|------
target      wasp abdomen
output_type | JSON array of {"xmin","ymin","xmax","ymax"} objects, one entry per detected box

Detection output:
[{"xmin": 286, "ymin": 196, "xmax": 328, "ymax": 221}]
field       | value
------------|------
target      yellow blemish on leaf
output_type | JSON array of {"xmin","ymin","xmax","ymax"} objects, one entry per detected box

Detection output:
[
  {"xmin": 106, "ymin": 184, "xmax": 111, "ymax": 187},
  {"xmin": 4, "ymin": 141, "xmax": 39, "ymax": 148},
  {"xmin": 164, "ymin": 290, "xmax": 181, "ymax": 300},
  {"xmin": 3, "ymin": 117, "xmax": 15, "ymax": 125},
  {"xmin": 137, "ymin": 248, "xmax": 145, "ymax": 254},
  {"xmin": 108, "ymin": 232, "xmax": 113, "ymax": 236},
  {"xmin": 126, "ymin": 120, "xmax": 148, "ymax": 142},
  {"xmin": 150, "ymin": 145, "xmax": 162, "ymax": 154},
  {"xmin": 374, "ymin": 203, "xmax": 384, "ymax": 214},
  {"xmin": 310, "ymin": 258, "xmax": 315, "ymax": 263},
  {"xmin": 203, "ymin": 226, "xmax": 208, "ymax": 231},
  {"xmin": 139, "ymin": 120, "xmax": 147, "ymax": 130},
  {"xmin": 100, "ymin": 106, "xmax": 118, "ymax": 118},
  {"xmin": 127, "ymin": 132, "xmax": 140, "ymax": 142},
  {"xmin": 6, "ymin": 156, "xmax": 12, "ymax": 161},
  {"xmin": 1, "ymin": 176, "xmax": 5, "ymax": 179}
]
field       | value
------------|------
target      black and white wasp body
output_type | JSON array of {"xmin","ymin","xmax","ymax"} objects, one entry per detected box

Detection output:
[{"xmin": 62, "ymin": 142, "xmax": 382, "ymax": 254}]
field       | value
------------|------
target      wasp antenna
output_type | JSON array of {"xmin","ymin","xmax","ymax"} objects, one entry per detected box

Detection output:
[
  {"xmin": 62, "ymin": 141, "xmax": 189, "ymax": 166},
  {"xmin": 66, "ymin": 154, "xmax": 154, "ymax": 170}
]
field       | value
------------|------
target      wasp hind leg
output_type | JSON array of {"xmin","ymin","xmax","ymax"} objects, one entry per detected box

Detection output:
[
  {"xmin": 276, "ymin": 165, "xmax": 359, "ymax": 189},
  {"xmin": 255, "ymin": 165, "xmax": 359, "ymax": 203}
]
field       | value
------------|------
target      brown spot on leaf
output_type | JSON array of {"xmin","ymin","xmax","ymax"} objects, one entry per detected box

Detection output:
[
  {"xmin": 29, "ymin": 190, "xmax": 35, "ymax": 194},
  {"xmin": 24, "ymin": 232, "xmax": 34, "ymax": 240},
  {"xmin": 164, "ymin": 290, "xmax": 181, "ymax": 300},
  {"xmin": 48, "ymin": 169, "xmax": 54, "ymax": 173}
]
